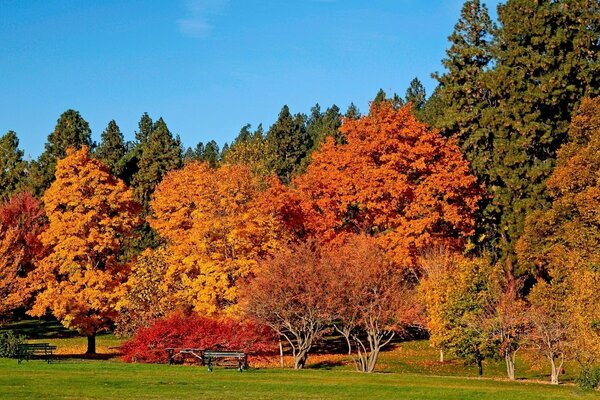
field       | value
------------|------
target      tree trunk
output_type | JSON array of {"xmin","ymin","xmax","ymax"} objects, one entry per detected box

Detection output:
[
  {"xmin": 294, "ymin": 349, "xmax": 308, "ymax": 369},
  {"xmin": 439, "ymin": 349, "xmax": 444, "ymax": 363},
  {"xmin": 477, "ymin": 358, "xmax": 483, "ymax": 376},
  {"xmin": 279, "ymin": 340, "xmax": 284, "ymax": 368},
  {"xmin": 86, "ymin": 334, "xmax": 96, "ymax": 355},
  {"xmin": 549, "ymin": 355, "xmax": 563, "ymax": 385},
  {"xmin": 505, "ymin": 352, "xmax": 515, "ymax": 380}
]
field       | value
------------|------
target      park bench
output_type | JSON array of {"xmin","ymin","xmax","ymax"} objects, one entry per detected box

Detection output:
[
  {"xmin": 17, "ymin": 343, "xmax": 57, "ymax": 364},
  {"xmin": 203, "ymin": 350, "xmax": 248, "ymax": 372},
  {"xmin": 166, "ymin": 348, "xmax": 204, "ymax": 365}
]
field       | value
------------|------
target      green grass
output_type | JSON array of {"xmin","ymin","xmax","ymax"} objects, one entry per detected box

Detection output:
[
  {"xmin": 0, "ymin": 319, "xmax": 594, "ymax": 399},
  {"xmin": 0, "ymin": 359, "xmax": 595, "ymax": 400}
]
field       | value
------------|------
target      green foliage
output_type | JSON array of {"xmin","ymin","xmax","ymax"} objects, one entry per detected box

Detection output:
[
  {"xmin": 0, "ymin": 131, "xmax": 26, "ymax": 201},
  {"xmin": 132, "ymin": 117, "xmax": 183, "ymax": 209},
  {"xmin": 95, "ymin": 120, "xmax": 126, "ymax": 176},
  {"xmin": 345, "ymin": 102, "xmax": 361, "ymax": 120},
  {"xmin": 577, "ymin": 366, "xmax": 600, "ymax": 391},
  {"xmin": 0, "ymin": 330, "xmax": 24, "ymax": 358},
  {"xmin": 404, "ymin": 77, "xmax": 426, "ymax": 112},
  {"xmin": 266, "ymin": 105, "xmax": 311, "ymax": 184},
  {"xmin": 30, "ymin": 109, "xmax": 93, "ymax": 194}
]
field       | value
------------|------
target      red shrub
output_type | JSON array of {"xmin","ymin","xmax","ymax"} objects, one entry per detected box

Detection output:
[{"xmin": 120, "ymin": 313, "xmax": 277, "ymax": 363}]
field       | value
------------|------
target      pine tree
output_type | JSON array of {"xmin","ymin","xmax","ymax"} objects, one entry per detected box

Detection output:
[
  {"xmin": 432, "ymin": 0, "xmax": 496, "ymax": 259},
  {"xmin": 119, "ymin": 113, "xmax": 155, "ymax": 185},
  {"xmin": 345, "ymin": 103, "xmax": 361, "ymax": 120},
  {"xmin": 404, "ymin": 77, "xmax": 427, "ymax": 112},
  {"xmin": 306, "ymin": 104, "xmax": 343, "ymax": 147},
  {"xmin": 200, "ymin": 140, "xmax": 220, "ymax": 168},
  {"xmin": 0, "ymin": 131, "xmax": 26, "ymax": 200},
  {"xmin": 485, "ymin": 0, "xmax": 599, "ymax": 277},
  {"xmin": 96, "ymin": 120, "xmax": 126, "ymax": 176},
  {"xmin": 132, "ymin": 117, "xmax": 182, "ymax": 209},
  {"xmin": 135, "ymin": 112, "xmax": 154, "ymax": 144},
  {"xmin": 266, "ymin": 105, "xmax": 311, "ymax": 184},
  {"xmin": 30, "ymin": 109, "xmax": 93, "ymax": 194}
]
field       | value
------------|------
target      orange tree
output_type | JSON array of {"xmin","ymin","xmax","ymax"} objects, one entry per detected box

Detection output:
[
  {"xmin": 29, "ymin": 147, "xmax": 141, "ymax": 354},
  {"xmin": 281, "ymin": 101, "xmax": 481, "ymax": 270},
  {"xmin": 149, "ymin": 162, "xmax": 283, "ymax": 315},
  {"xmin": 0, "ymin": 192, "xmax": 47, "ymax": 318}
]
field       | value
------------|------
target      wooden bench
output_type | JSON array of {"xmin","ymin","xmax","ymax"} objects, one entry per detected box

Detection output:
[
  {"xmin": 17, "ymin": 343, "xmax": 57, "ymax": 364},
  {"xmin": 203, "ymin": 350, "xmax": 248, "ymax": 372}
]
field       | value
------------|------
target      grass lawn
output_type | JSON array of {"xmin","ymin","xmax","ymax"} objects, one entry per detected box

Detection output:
[
  {"xmin": 1, "ymin": 318, "xmax": 595, "ymax": 399},
  {"xmin": 0, "ymin": 359, "xmax": 596, "ymax": 400}
]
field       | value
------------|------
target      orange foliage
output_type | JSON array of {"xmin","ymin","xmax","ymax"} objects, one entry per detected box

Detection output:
[
  {"xmin": 29, "ymin": 147, "xmax": 141, "ymax": 338},
  {"xmin": 149, "ymin": 162, "xmax": 284, "ymax": 315},
  {"xmin": 273, "ymin": 102, "xmax": 481, "ymax": 269},
  {"xmin": 0, "ymin": 192, "xmax": 46, "ymax": 316}
]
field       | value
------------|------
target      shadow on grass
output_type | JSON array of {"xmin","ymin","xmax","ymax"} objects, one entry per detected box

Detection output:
[{"xmin": 0, "ymin": 317, "xmax": 78, "ymax": 339}]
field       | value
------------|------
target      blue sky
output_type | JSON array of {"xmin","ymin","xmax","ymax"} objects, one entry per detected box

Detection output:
[{"xmin": 0, "ymin": 0, "xmax": 500, "ymax": 159}]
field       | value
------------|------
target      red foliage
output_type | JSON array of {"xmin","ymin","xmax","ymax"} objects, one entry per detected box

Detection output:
[{"xmin": 120, "ymin": 313, "xmax": 277, "ymax": 363}]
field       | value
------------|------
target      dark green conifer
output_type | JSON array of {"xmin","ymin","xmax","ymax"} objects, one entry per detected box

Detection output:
[
  {"xmin": 0, "ymin": 131, "xmax": 27, "ymax": 200},
  {"xmin": 266, "ymin": 105, "xmax": 311, "ymax": 184},
  {"xmin": 96, "ymin": 120, "xmax": 126, "ymax": 175}
]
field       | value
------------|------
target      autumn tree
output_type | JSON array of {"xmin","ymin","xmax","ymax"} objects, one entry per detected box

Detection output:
[
  {"xmin": 419, "ymin": 246, "xmax": 462, "ymax": 363},
  {"xmin": 115, "ymin": 247, "xmax": 174, "ymax": 336},
  {"xmin": 0, "ymin": 131, "xmax": 27, "ymax": 201},
  {"xmin": 442, "ymin": 256, "xmax": 499, "ymax": 376},
  {"xmin": 29, "ymin": 147, "xmax": 141, "ymax": 354},
  {"xmin": 0, "ymin": 192, "xmax": 46, "ymax": 317},
  {"xmin": 149, "ymin": 162, "xmax": 282, "ymax": 315},
  {"xmin": 290, "ymin": 101, "xmax": 481, "ymax": 270},
  {"xmin": 518, "ymin": 98, "xmax": 600, "ymax": 382},
  {"xmin": 244, "ymin": 241, "xmax": 330, "ymax": 369},
  {"xmin": 324, "ymin": 235, "xmax": 421, "ymax": 372}
]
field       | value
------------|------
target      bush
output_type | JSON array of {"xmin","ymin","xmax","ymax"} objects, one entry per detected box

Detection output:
[
  {"xmin": 0, "ymin": 330, "xmax": 25, "ymax": 358},
  {"xmin": 577, "ymin": 366, "xmax": 600, "ymax": 391},
  {"xmin": 120, "ymin": 313, "xmax": 277, "ymax": 363}
]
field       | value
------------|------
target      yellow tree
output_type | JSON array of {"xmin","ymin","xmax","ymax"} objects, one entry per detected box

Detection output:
[
  {"xmin": 149, "ymin": 162, "xmax": 283, "ymax": 315},
  {"xmin": 518, "ymin": 98, "xmax": 600, "ymax": 383},
  {"xmin": 29, "ymin": 147, "xmax": 141, "ymax": 354}
]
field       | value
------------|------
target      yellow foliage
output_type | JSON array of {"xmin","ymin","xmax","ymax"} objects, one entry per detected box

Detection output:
[{"xmin": 150, "ymin": 162, "xmax": 284, "ymax": 315}]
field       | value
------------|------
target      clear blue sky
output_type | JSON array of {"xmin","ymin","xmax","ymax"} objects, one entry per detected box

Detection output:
[{"xmin": 0, "ymin": 0, "xmax": 500, "ymax": 159}]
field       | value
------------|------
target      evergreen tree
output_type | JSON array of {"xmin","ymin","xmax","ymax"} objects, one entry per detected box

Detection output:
[
  {"xmin": 404, "ymin": 77, "xmax": 427, "ymax": 111},
  {"xmin": 96, "ymin": 120, "xmax": 126, "ymax": 175},
  {"xmin": 200, "ymin": 140, "xmax": 220, "ymax": 168},
  {"xmin": 485, "ymin": 0, "xmax": 600, "ymax": 277},
  {"xmin": 30, "ymin": 109, "xmax": 93, "ymax": 194},
  {"xmin": 0, "ymin": 131, "xmax": 26, "ymax": 200},
  {"xmin": 183, "ymin": 147, "xmax": 197, "ymax": 163},
  {"xmin": 266, "ymin": 105, "xmax": 311, "ymax": 184},
  {"xmin": 132, "ymin": 117, "xmax": 183, "ymax": 209},
  {"xmin": 306, "ymin": 103, "xmax": 343, "ymax": 147},
  {"xmin": 345, "ymin": 103, "xmax": 361, "ymax": 120},
  {"xmin": 135, "ymin": 112, "xmax": 154, "ymax": 144},
  {"xmin": 119, "ymin": 113, "xmax": 154, "ymax": 185}
]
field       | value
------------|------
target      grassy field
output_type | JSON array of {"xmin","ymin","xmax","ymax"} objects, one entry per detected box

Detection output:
[
  {"xmin": 0, "ymin": 359, "xmax": 596, "ymax": 400},
  {"xmin": 0, "ymin": 319, "xmax": 594, "ymax": 399}
]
